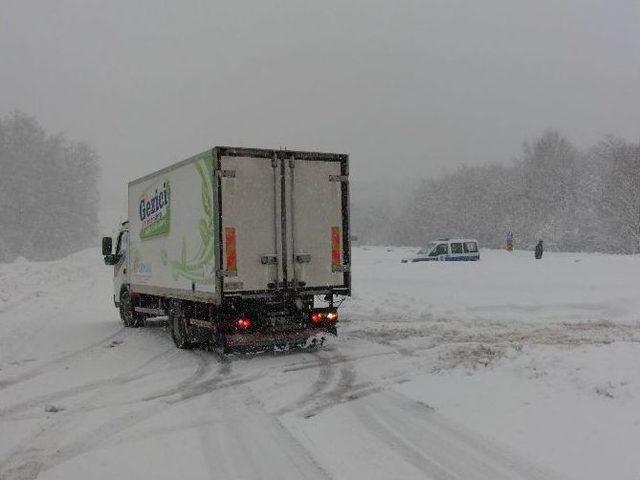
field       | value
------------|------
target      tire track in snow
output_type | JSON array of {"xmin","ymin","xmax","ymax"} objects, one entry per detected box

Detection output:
[
  {"xmin": 300, "ymin": 358, "xmax": 382, "ymax": 419},
  {"xmin": 0, "ymin": 347, "xmax": 176, "ymax": 419},
  {"xmin": 351, "ymin": 391, "xmax": 562, "ymax": 480},
  {"xmin": 277, "ymin": 352, "xmax": 383, "ymax": 419},
  {"xmin": 140, "ymin": 349, "xmax": 215, "ymax": 402},
  {"xmin": 198, "ymin": 385, "xmax": 333, "ymax": 480},
  {"xmin": 37, "ymin": 351, "xmax": 243, "ymax": 417},
  {"xmin": 0, "ymin": 327, "xmax": 126, "ymax": 390},
  {"xmin": 275, "ymin": 352, "xmax": 336, "ymax": 416},
  {"xmin": 0, "ymin": 354, "xmax": 247, "ymax": 480},
  {"xmin": 281, "ymin": 350, "xmax": 393, "ymax": 374},
  {"xmin": 139, "ymin": 350, "xmax": 266, "ymax": 405}
]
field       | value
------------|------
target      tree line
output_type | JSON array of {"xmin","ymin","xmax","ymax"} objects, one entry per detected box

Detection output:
[
  {"xmin": 0, "ymin": 111, "xmax": 100, "ymax": 262},
  {"xmin": 355, "ymin": 131, "xmax": 640, "ymax": 254}
]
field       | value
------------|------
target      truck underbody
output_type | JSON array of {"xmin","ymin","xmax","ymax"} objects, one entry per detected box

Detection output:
[{"xmin": 127, "ymin": 289, "xmax": 340, "ymax": 353}]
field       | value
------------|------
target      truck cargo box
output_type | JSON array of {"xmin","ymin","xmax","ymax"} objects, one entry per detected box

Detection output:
[{"xmin": 127, "ymin": 147, "xmax": 350, "ymax": 305}]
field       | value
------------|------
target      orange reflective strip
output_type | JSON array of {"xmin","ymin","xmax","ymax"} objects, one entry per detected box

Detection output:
[
  {"xmin": 331, "ymin": 226, "xmax": 341, "ymax": 267},
  {"xmin": 225, "ymin": 227, "xmax": 237, "ymax": 272}
]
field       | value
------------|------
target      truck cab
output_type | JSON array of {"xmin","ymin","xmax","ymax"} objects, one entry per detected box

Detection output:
[
  {"xmin": 103, "ymin": 222, "xmax": 143, "ymax": 327},
  {"xmin": 108, "ymin": 224, "xmax": 129, "ymax": 301}
]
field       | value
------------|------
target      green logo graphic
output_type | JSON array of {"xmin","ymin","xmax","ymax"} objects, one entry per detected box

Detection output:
[
  {"xmin": 139, "ymin": 179, "xmax": 170, "ymax": 240},
  {"xmin": 160, "ymin": 152, "xmax": 216, "ymax": 285}
]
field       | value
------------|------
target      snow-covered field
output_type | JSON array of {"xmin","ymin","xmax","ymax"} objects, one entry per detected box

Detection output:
[{"xmin": 1, "ymin": 247, "xmax": 639, "ymax": 480}]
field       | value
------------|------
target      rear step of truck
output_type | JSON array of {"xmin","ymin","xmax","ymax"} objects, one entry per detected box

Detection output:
[{"xmin": 224, "ymin": 328, "xmax": 332, "ymax": 351}]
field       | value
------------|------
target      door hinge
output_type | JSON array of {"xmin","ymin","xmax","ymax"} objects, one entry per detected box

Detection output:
[
  {"xmin": 217, "ymin": 169, "xmax": 236, "ymax": 178},
  {"xmin": 332, "ymin": 264, "xmax": 350, "ymax": 273},
  {"xmin": 329, "ymin": 175, "xmax": 348, "ymax": 183},
  {"xmin": 216, "ymin": 269, "xmax": 237, "ymax": 277}
]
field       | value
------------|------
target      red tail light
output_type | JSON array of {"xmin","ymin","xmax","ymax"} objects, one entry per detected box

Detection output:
[
  {"xmin": 235, "ymin": 317, "xmax": 252, "ymax": 331},
  {"xmin": 310, "ymin": 311, "xmax": 338, "ymax": 324}
]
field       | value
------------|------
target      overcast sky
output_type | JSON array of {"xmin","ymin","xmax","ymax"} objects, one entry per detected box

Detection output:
[{"xmin": 1, "ymin": 0, "xmax": 639, "ymax": 228}]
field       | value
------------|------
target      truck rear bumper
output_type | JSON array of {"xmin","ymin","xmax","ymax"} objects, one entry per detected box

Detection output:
[{"xmin": 225, "ymin": 327, "xmax": 336, "ymax": 349}]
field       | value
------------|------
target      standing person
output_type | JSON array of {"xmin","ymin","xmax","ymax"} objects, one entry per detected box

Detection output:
[
  {"xmin": 534, "ymin": 240, "xmax": 544, "ymax": 259},
  {"xmin": 506, "ymin": 231, "xmax": 514, "ymax": 251}
]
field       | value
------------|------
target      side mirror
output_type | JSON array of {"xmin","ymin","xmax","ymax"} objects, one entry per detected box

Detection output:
[
  {"xmin": 102, "ymin": 237, "xmax": 113, "ymax": 256},
  {"xmin": 104, "ymin": 254, "xmax": 117, "ymax": 266}
]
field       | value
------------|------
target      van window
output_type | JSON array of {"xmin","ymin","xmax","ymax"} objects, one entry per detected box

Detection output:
[
  {"xmin": 431, "ymin": 244, "xmax": 448, "ymax": 256},
  {"xmin": 463, "ymin": 242, "xmax": 478, "ymax": 253},
  {"xmin": 424, "ymin": 242, "xmax": 437, "ymax": 253},
  {"xmin": 450, "ymin": 243, "xmax": 463, "ymax": 254}
]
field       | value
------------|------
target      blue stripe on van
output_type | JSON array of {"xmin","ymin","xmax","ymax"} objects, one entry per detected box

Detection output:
[
  {"xmin": 412, "ymin": 255, "xmax": 480, "ymax": 262},
  {"xmin": 445, "ymin": 255, "xmax": 480, "ymax": 261}
]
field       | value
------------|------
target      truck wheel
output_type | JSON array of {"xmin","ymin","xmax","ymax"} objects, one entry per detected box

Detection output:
[
  {"xmin": 119, "ymin": 290, "xmax": 144, "ymax": 328},
  {"xmin": 169, "ymin": 300, "xmax": 193, "ymax": 349}
]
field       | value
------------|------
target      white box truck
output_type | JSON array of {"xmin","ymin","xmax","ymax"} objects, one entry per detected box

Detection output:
[{"xmin": 102, "ymin": 147, "xmax": 350, "ymax": 352}]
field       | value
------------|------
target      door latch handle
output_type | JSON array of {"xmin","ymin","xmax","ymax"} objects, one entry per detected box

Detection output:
[
  {"xmin": 217, "ymin": 169, "xmax": 236, "ymax": 178},
  {"xmin": 261, "ymin": 255, "xmax": 278, "ymax": 265},
  {"xmin": 295, "ymin": 253, "xmax": 311, "ymax": 264}
]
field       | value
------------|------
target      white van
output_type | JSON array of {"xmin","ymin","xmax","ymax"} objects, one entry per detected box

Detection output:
[{"xmin": 401, "ymin": 238, "xmax": 480, "ymax": 263}]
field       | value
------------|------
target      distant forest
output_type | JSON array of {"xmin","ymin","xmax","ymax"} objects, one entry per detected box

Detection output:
[
  {"xmin": 2, "ymin": 111, "xmax": 638, "ymax": 260},
  {"xmin": 355, "ymin": 131, "xmax": 640, "ymax": 254},
  {"xmin": 0, "ymin": 111, "xmax": 100, "ymax": 262}
]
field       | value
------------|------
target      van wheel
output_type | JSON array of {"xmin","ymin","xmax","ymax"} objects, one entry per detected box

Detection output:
[
  {"xmin": 169, "ymin": 300, "xmax": 193, "ymax": 349},
  {"xmin": 120, "ymin": 290, "xmax": 144, "ymax": 328}
]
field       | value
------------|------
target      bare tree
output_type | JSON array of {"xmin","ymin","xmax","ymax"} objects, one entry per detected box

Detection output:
[
  {"xmin": 596, "ymin": 137, "xmax": 640, "ymax": 253},
  {"xmin": 0, "ymin": 111, "xmax": 100, "ymax": 262},
  {"xmin": 379, "ymin": 130, "xmax": 640, "ymax": 254}
]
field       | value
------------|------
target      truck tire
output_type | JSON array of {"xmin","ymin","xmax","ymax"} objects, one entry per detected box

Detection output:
[
  {"xmin": 119, "ymin": 290, "xmax": 144, "ymax": 328},
  {"xmin": 169, "ymin": 300, "xmax": 193, "ymax": 349}
]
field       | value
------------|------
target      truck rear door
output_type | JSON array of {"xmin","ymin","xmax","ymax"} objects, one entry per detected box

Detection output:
[
  {"xmin": 216, "ymin": 148, "xmax": 350, "ymax": 296},
  {"xmin": 218, "ymin": 152, "xmax": 281, "ymax": 293},
  {"xmin": 286, "ymin": 154, "xmax": 350, "ymax": 293}
]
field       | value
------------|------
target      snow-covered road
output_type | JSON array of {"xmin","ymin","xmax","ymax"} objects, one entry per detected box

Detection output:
[{"xmin": 1, "ymin": 247, "xmax": 639, "ymax": 480}]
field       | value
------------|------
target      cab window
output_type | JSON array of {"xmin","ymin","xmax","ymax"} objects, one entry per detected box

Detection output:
[
  {"xmin": 463, "ymin": 242, "xmax": 478, "ymax": 253},
  {"xmin": 115, "ymin": 231, "xmax": 128, "ymax": 256},
  {"xmin": 450, "ymin": 243, "xmax": 463, "ymax": 254},
  {"xmin": 431, "ymin": 244, "xmax": 448, "ymax": 256}
]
